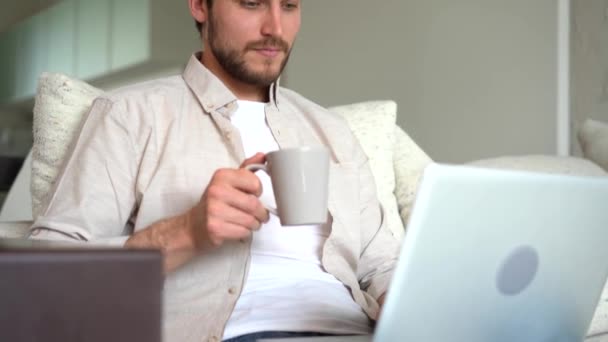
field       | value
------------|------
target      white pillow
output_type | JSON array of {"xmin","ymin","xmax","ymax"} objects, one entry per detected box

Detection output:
[
  {"xmin": 579, "ymin": 119, "xmax": 608, "ymax": 172},
  {"xmin": 329, "ymin": 101, "xmax": 404, "ymax": 239},
  {"xmin": 392, "ymin": 125, "xmax": 433, "ymax": 226},
  {"xmin": 32, "ymin": 72, "xmax": 102, "ymax": 219},
  {"xmin": 468, "ymin": 155, "xmax": 607, "ymax": 177}
]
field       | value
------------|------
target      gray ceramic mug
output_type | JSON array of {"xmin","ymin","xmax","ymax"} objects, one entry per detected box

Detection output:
[{"xmin": 245, "ymin": 146, "xmax": 330, "ymax": 226}]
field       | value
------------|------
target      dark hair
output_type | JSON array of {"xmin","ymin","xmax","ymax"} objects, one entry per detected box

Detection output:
[{"xmin": 195, "ymin": 0, "xmax": 213, "ymax": 35}]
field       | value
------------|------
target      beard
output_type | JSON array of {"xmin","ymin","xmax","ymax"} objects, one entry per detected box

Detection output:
[{"xmin": 207, "ymin": 14, "xmax": 292, "ymax": 87}]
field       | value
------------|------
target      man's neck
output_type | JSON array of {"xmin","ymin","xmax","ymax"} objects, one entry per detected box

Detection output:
[{"xmin": 200, "ymin": 51, "xmax": 270, "ymax": 102}]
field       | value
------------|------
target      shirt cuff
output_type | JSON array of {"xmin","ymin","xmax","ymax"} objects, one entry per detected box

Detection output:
[{"xmin": 29, "ymin": 224, "xmax": 130, "ymax": 248}]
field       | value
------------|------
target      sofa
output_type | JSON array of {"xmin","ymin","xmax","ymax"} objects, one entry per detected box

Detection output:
[{"xmin": 1, "ymin": 73, "xmax": 608, "ymax": 341}]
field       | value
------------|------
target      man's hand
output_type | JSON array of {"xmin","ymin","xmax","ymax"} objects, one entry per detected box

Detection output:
[
  {"xmin": 188, "ymin": 153, "xmax": 270, "ymax": 249},
  {"xmin": 126, "ymin": 153, "xmax": 269, "ymax": 273},
  {"xmin": 378, "ymin": 293, "xmax": 386, "ymax": 308},
  {"xmin": 376, "ymin": 293, "xmax": 387, "ymax": 321}
]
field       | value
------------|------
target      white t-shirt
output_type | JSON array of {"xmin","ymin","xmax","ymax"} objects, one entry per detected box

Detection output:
[{"xmin": 222, "ymin": 101, "xmax": 372, "ymax": 340}]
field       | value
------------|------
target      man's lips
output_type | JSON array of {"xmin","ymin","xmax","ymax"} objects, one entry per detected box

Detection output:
[{"xmin": 251, "ymin": 47, "xmax": 284, "ymax": 58}]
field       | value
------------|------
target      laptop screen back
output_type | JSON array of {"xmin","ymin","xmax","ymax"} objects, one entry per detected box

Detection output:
[
  {"xmin": 376, "ymin": 164, "xmax": 608, "ymax": 342},
  {"xmin": 0, "ymin": 243, "xmax": 162, "ymax": 342}
]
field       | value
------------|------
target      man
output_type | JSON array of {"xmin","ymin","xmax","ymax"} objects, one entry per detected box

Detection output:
[{"xmin": 29, "ymin": 0, "xmax": 400, "ymax": 341}]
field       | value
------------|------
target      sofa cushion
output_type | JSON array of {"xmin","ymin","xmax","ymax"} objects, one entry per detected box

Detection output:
[
  {"xmin": 468, "ymin": 155, "xmax": 607, "ymax": 177},
  {"xmin": 31, "ymin": 73, "xmax": 103, "ymax": 219},
  {"xmin": 0, "ymin": 222, "xmax": 34, "ymax": 239},
  {"xmin": 468, "ymin": 154, "xmax": 608, "ymax": 337},
  {"xmin": 579, "ymin": 119, "xmax": 608, "ymax": 172},
  {"xmin": 392, "ymin": 125, "xmax": 433, "ymax": 226},
  {"xmin": 0, "ymin": 151, "xmax": 33, "ymax": 222},
  {"xmin": 329, "ymin": 101, "xmax": 404, "ymax": 239}
]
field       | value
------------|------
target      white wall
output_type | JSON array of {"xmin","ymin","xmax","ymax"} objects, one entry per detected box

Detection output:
[
  {"xmin": 571, "ymin": 0, "xmax": 608, "ymax": 155},
  {"xmin": 0, "ymin": 0, "xmax": 60, "ymax": 32},
  {"xmin": 285, "ymin": 0, "xmax": 560, "ymax": 163}
]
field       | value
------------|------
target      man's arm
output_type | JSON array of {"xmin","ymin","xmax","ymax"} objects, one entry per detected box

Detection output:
[
  {"xmin": 356, "ymin": 157, "xmax": 401, "ymax": 310},
  {"xmin": 125, "ymin": 153, "xmax": 270, "ymax": 273},
  {"xmin": 378, "ymin": 293, "xmax": 386, "ymax": 306},
  {"xmin": 30, "ymin": 97, "xmax": 269, "ymax": 273},
  {"xmin": 30, "ymin": 98, "xmax": 141, "ymax": 245},
  {"xmin": 124, "ymin": 211, "xmax": 197, "ymax": 273}
]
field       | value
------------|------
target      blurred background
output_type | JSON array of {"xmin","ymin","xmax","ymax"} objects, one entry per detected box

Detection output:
[{"xmin": 0, "ymin": 0, "xmax": 607, "ymax": 208}]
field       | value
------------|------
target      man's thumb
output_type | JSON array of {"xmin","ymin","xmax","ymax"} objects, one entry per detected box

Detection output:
[{"xmin": 240, "ymin": 152, "xmax": 266, "ymax": 168}]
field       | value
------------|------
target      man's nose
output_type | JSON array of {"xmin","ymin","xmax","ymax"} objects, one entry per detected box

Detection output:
[{"xmin": 261, "ymin": 5, "xmax": 283, "ymax": 37}]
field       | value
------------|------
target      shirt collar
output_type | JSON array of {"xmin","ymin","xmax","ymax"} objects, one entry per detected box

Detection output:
[{"xmin": 182, "ymin": 52, "xmax": 280, "ymax": 114}]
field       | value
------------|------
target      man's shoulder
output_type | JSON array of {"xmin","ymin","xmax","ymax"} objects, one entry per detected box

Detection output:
[
  {"xmin": 88, "ymin": 75, "xmax": 189, "ymax": 133},
  {"xmin": 102, "ymin": 75, "xmax": 187, "ymax": 102}
]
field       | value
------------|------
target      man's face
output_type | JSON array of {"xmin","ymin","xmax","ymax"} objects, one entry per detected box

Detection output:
[{"xmin": 205, "ymin": 0, "xmax": 301, "ymax": 87}]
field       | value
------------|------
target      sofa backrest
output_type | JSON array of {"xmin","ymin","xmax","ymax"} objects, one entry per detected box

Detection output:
[{"xmin": 0, "ymin": 151, "xmax": 33, "ymax": 221}]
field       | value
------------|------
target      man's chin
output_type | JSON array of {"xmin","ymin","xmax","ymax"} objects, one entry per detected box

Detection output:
[
  {"xmin": 241, "ymin": 68, "xmax": 282, "ymax": 86},
  {"xmin": 246, "ymin": 74, "xmax": 281, "ymax": 87},
  {"xmin": 240, "ymin": 52, "xmax": 288, "ymax": 85}
]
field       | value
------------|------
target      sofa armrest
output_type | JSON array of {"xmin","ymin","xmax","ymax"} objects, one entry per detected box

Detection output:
[{"xmin": 0, "ymin": 221, "xmax": 33, "ymax": 239}]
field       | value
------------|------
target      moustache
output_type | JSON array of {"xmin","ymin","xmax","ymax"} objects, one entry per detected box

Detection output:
[{"xmin": 246, "ymin": 38, "xmax": 289, "ymax": 53}]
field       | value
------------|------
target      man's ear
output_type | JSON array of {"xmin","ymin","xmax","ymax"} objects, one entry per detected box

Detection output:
[{"xmin": 189, "ymin": 0, "xmax": 208, "ymax": 26}]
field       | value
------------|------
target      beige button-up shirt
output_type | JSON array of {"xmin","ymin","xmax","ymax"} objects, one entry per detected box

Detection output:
[{"xmin": 31, "ymin": 54, "xmax": 400, "ymax": 342}]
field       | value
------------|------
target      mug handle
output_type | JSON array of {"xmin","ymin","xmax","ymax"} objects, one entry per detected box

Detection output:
[{"xmin": 244, "ymin": 164, "xmax": 279, "ymax": 216}]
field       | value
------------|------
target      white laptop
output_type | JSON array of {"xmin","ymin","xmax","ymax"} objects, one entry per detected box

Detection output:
[{"xmin": 260, "ymin": 163, "xmax": 608, "ymax": 342}]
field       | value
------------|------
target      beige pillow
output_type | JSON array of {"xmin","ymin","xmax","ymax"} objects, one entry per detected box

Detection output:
[
  {"xmin": 579, "ymin": 119, "xmax": 608, "ymax": 172},
  {"xmin": 329, "ymin": 101, "xmax": 404, "ymax": 239},
  {"xmin": 392, "ymin": 125, "xmax": 433, "ymax": 226},
  {"xmin": 468, "ymin": 155, "xmax": 607, "ymax": 177},
  {"xmin": 32, "ymin": 73, "xmax": 102, "ymax": 219}
]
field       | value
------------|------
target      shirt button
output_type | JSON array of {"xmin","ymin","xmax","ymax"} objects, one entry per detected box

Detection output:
[
  {"xmin": 30, "ymin": 229, "xmax": 40, "ymax": 236},
  {"xmin": 228, "ymin": 287, "xmax": 237, "ymax": 295},
  {"xmin": 207, "ymin": 103, "xmax": 215, "ymax": 109}
]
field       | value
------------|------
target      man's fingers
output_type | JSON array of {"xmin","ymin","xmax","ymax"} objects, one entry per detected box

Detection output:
[
  {"xmin": 208, "ymin": 184, "xmax": 269, "ymax": 224},
  {"xmin": 208, "ymin": 201, "xmax": 263, "ymax": 231},
  {"xmin": 212, "ymin": 168, "xmax": 263, "ymax": 197},
  {"xmin": 239, "ymin": 154, "xmax": 266, "ymax": 196},
  {"xmin": 221, "ymin": 223, "xmax": 253, "ymax": 240},
  {"xmin": 211, "ymin": 153, "xmax": 267, "ymax": 197},
  {"xmin": 205, "ymin": 221, "xmax": 252, "ymax": 247}
]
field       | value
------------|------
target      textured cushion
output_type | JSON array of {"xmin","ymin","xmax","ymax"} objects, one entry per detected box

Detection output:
[
  {"xmin": 579, "ymin": 119, "xmax": 608, "ymax": 172},
  {"xmin": 329, "ymin": 101, "xmax": 404, "ymax": 239},
  {"xmin": 468, "ymin": 155, "xmax": 607, "ymax": 177},
  {"xmin": 31, "ymin": 72, "xmax": 103, "ymax": 219},
  {"xmin": 392, "ymin": 125, "xmax": 432, "ymax": 225},
  {"xmin": 468, "ymin": 154, "xmax": 608, "ymax": 337}
]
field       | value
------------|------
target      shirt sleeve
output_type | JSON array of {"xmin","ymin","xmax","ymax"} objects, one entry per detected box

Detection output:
[
  {"xmin": 356, "ymin": 157, "xmax": 401, "ymax": 301},
  {"xmin": 29, "ymin": 97, "xmax": 140, "ymax": 247}
]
